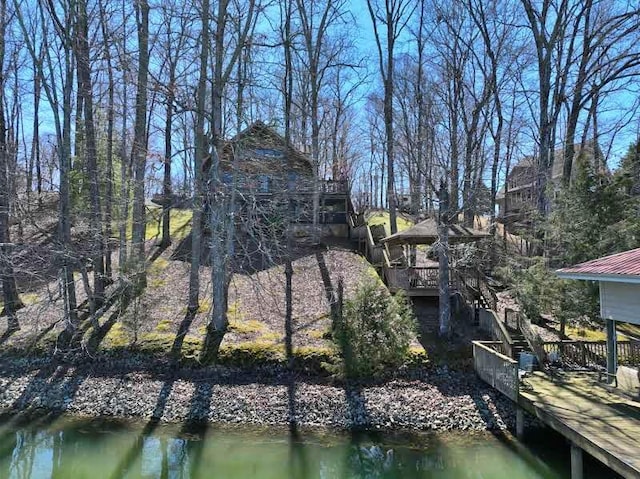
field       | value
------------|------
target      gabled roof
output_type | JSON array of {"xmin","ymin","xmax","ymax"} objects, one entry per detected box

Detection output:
[
  {"xmin": 224, "ymin": 120, "xmax": 313, "ymax": 168},
  {"xmin": 556, "ymin": 248, "xmax": 640, "ymax": 283},
  {"xmin": 498, "ymin": 142, "xmax": 604, "ymax": 197},
  {"xmin": 204, "ymin": 121, "xmax": 314, "ymax": 175},
  {"xmin": 509, "ymin": 142, "xmax": 602, "ymax": 179},
  {"xmin": 381, "ymin": 218, "xmax": 490, "ymax": 245}
]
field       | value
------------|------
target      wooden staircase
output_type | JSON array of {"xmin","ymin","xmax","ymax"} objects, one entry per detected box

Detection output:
[
  {"xmin": 470, "ymin": 272, "xmax": 545, "ymax": 368},
  {"xmin": 507, "ymin": 327, "xmax": 534, "ymax": 364}
]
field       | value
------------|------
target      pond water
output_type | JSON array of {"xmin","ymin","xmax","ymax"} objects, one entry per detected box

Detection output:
[{"xmin": 0, "ymin": 416, "xmax": 618, "ymax": 479}]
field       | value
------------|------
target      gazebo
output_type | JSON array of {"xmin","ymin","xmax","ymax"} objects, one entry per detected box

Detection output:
[
  {"xmin": 379, "ymin": 218, "xmax": 490, "ymax": 296},
  {"xmin": 382, "ymin": 218, "xmax": 491, "ymax": 246},
  {"xmin": 557, "ymin": 248, "xmax": 640, "ymax": 393}
]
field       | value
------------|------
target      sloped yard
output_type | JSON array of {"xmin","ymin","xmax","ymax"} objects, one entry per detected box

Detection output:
[{"xmin": 0, "ymin": 206, "xmax": 399, "ymax": 366}]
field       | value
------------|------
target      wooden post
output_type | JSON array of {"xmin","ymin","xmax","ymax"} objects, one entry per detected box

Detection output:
[
  {"xmin": 606, "ymin": 319, "xmax": 618, "ymax": 380},
  {"xmin": 516, "ymin": 406, "xmax": 524, "ymax": 439},
  {"xmin": 570, "ymin": 443, "xmax": 583, "ymax": 479}
]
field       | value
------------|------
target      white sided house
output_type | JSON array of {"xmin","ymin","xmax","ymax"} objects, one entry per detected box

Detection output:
[{"xmin": 557, "ymin": 248, "xmax": 640, "ymax": 395}]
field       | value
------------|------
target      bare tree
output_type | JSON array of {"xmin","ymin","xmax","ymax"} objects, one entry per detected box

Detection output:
[
  {"xmin": 201, "ymin": 0, "xmax": 258, "ymax": 362},
  {"xmin": 520, "ymin": 0, "xmax": 578, "ymax": 215},
  {"xmin": 156, "ymin": 1, "xmax": 190, "ymax": 249},
  {"xmin": 293, "ymin": 0, "xmax": 352, "ymax": 242},
  {"xmin": 0, "ymin": 0, "xmax": 22, "ymax": 329},
  {"xmin": 561, "ymin": 1, "xmax": 640, "ymax": 181},
  {"xmin": 188, "ymin": 0, "xmax": 210, "ymax": 313},
  {"xmin": 98, "ymin": 0, "xmax": 116, "ymax": 281},
  {"xmin": 15, "ymin": 0, "xmax": 80, "ymax": 333},
  {"xmin": 366, "ymin": 0, "xmax": 416, "ymax": 234},
  {"xmin": 130, "ymin": 0, "xmax": 150, "ymax": 288},
  {"xmin": 76, "ymin": 0, "xmax": 105, "ymax": 306}
]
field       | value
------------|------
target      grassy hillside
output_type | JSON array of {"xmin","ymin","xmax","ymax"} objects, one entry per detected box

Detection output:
[
  {"xmin": 366, "ymin": 211, "xmax": 414, "ymax": 235},
  {"xmin": 1, "ymin": 206, "xmax": 425, "ymax": 368}
]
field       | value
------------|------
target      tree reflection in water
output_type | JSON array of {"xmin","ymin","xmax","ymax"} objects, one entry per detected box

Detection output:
[{"xmin": 0, "ymin": 417, "xmax": 618, "ymax": 479}]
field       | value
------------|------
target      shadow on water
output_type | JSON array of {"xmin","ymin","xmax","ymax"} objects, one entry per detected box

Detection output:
[
  {"xmin": 106, "ymin": 376, "xmax": 177, "ymax": 479},
  {"xmin": 0, "ymin": 363, "xmax": 89, "ymax": 478},
  {"xmin": 0, "ymin": 413, "xmax": 624, "ymax": 479},
  {"xmin": 287, "ymin": 386, "xmax": 311, "ymax": 479},
  {"xmin": 177, "ymin": 381, "xmax": 215, "ymax": 478}
]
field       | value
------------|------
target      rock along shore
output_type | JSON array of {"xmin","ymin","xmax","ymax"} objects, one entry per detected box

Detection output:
[{"xmin": 0, "ymin": 356, "xmax": 518, "ymax": 432}]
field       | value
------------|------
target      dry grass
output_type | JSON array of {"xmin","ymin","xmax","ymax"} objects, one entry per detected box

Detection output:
[
  {"xmin": 366, "ymin": 211, "xmax": 414, "ymax": 235},
  {"xmin": 0, "ymin": 225, "xmax": 381, "ymax": 360}
]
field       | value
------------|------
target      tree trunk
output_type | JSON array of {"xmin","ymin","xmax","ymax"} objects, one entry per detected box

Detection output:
[
  {"xmin": 188, "ymin": 0, "xmax": 210, "ymax": 314},
  {"xmin": 28, "ymin": 61, "xmax": 42, "ymax": 205},
  {"xmin": 130, "ymin": 0, "xmax": 150, "ymax": 289},
  {"xmin": 99, "ymin": 0, "xmax": 115, "ymax": 281},
  {"xmin": 201, "ymin": 0, "xmax": 256, "ymax": 361},
  {"xmin": 202, "ymin": 0, "xmax": 231, "ymax": 363},
  {"xmin": 77, "ymin": 0, "xmax": 105, "ymax": 304},
  {"xmin": 0, "ymin": 0, "xmax": 22, "ymax": 328},
  {"xmin": 160, "ymin": 71, "xmax": 174, "ymax": 249},
  {"xmin": 284, "ymin": 0, "xmax": 294, "ymax": 365},
  {"xmin": 437, "ymin": 180, "xmax": 451, "ymax": 337},
  {"xmin": 449, "ymin": 77, "xmax": 460, "ymax": 221}
]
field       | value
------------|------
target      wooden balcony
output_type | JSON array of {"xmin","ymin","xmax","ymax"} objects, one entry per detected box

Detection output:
[
  {"xmin": 384, "ymin": 266, "xmax": 458, "ymax": 297},
  {"xmin": 230, "ymin": 177, "xmax": 348, "ymax": 196}
]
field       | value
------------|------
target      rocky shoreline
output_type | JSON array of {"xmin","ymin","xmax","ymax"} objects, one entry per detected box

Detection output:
[{"xmin": 0, "ymin": 356, "xmax": 520, "ymax": 432}]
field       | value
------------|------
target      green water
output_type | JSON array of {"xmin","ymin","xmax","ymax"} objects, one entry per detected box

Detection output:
[{"xmin": 0, "ymin": 416, "xmax": 616, "ymax": 479}]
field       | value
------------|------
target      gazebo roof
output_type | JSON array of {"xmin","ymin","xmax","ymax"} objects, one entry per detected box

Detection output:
[{"xmin": 381, "ymin": 218, "xmax": 490, "ymax": 245}]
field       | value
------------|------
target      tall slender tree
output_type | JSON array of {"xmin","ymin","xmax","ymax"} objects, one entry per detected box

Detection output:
[
  {"xmin": 76, "ymin": 0, "xmax": 105, "ymax": 304},
  {"xmin": 130, "ymin": 0, "xmax": 150, "ymax": 288},
  {"xmin": 0, "ymin": 0, "xmax": 22, "ymax": 329},
  {"xmin": 366, "ymin": 0, "xmax": 415, "ymax": 234}
]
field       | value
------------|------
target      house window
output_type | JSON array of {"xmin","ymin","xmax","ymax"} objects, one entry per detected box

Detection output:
[
  {"xmin": 258, "ymin": 175, "xmax": 270, "ymax": 193},
  {"xmin": 288, "ymin": 172, "xmax": 297, "ymax": 190},
  {"xmin": 254, "ymin": 148, "xmax": 284, "ymax": 159}
]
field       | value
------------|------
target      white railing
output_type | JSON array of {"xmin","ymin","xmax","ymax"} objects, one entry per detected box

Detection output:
[{"xmin": 473, "ymin": 341, "xmax": 519, "ymax": 401}]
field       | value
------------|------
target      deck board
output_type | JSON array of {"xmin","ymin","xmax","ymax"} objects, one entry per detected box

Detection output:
[{"xmin": 518, "ymin": 371, "xmax": 640, "ymax": 478}]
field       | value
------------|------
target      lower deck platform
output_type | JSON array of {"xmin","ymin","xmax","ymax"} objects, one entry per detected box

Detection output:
[{"xmin": 518, "ymin": 371, "xmax": 640, "ymax": 478}]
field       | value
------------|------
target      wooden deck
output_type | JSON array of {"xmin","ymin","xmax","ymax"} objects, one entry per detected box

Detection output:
[
  {"xmin": 519, "ymin": 371, "xmax": 640, "ymax": 479},
  {"xmin": 473, "ymin": 341, "xmax": 640, "ymax": 478}
]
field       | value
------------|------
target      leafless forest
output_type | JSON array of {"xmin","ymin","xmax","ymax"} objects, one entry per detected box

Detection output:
[{"xmin": 0, "ymin": 0, "xmax": 639, "ymax": 358}]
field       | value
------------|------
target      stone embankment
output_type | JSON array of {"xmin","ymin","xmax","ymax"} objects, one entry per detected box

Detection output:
[{"xmin": 0, "ymin": 357, "xmax": 520, "ymax": 432}]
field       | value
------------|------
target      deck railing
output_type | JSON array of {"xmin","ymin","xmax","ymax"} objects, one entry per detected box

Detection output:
[
  {"xmin": 320, "ymin": 179, "xmax": 349, "ymax": 194},
  {"xmin": 228, "ymin": 177, "xmax": 348, "ymax": 195},
  {"xmin": 619, "ymin": 340, "xmax": 640, "ymax": 366},
  {"xmin": 384, "ymin": 264, "xmax": 459, "ymax": 292},
  {"xmin": 364, "ymin": 225, "xmax": 384, "ymax": 266},
  {"xmin": 478, "ymin": 309, "xmax": 514, "ymax": 358},
  {"xmin": 473, "ymin": 341, "xmax": 519, "ymax": 401},
  {"xmin": 453, "ymin": 269, "xmax": 476, "ymax": 305},
  {"xmin": 504, "ymin": 308, "xmax": 547, "ymax": 366},
  {"xmin": 542, "ymin": 340, "xmax": 640, "ymax": 369},
  {"xmin": 477, "ymin": 272, "xmax": 498, "ymax": 311},
  {"xmin": 409, "ymin": 267, "xmax": 439, "ymax": 289}
]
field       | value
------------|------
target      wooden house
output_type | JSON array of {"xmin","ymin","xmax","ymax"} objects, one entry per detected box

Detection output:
[
  {"xmin": 204, "ymin": 121, "xmax": 353, "ymax": 238},
  {"xmin": 496, "ymin": 142, "xmax": 602, "ymax": 233}
]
